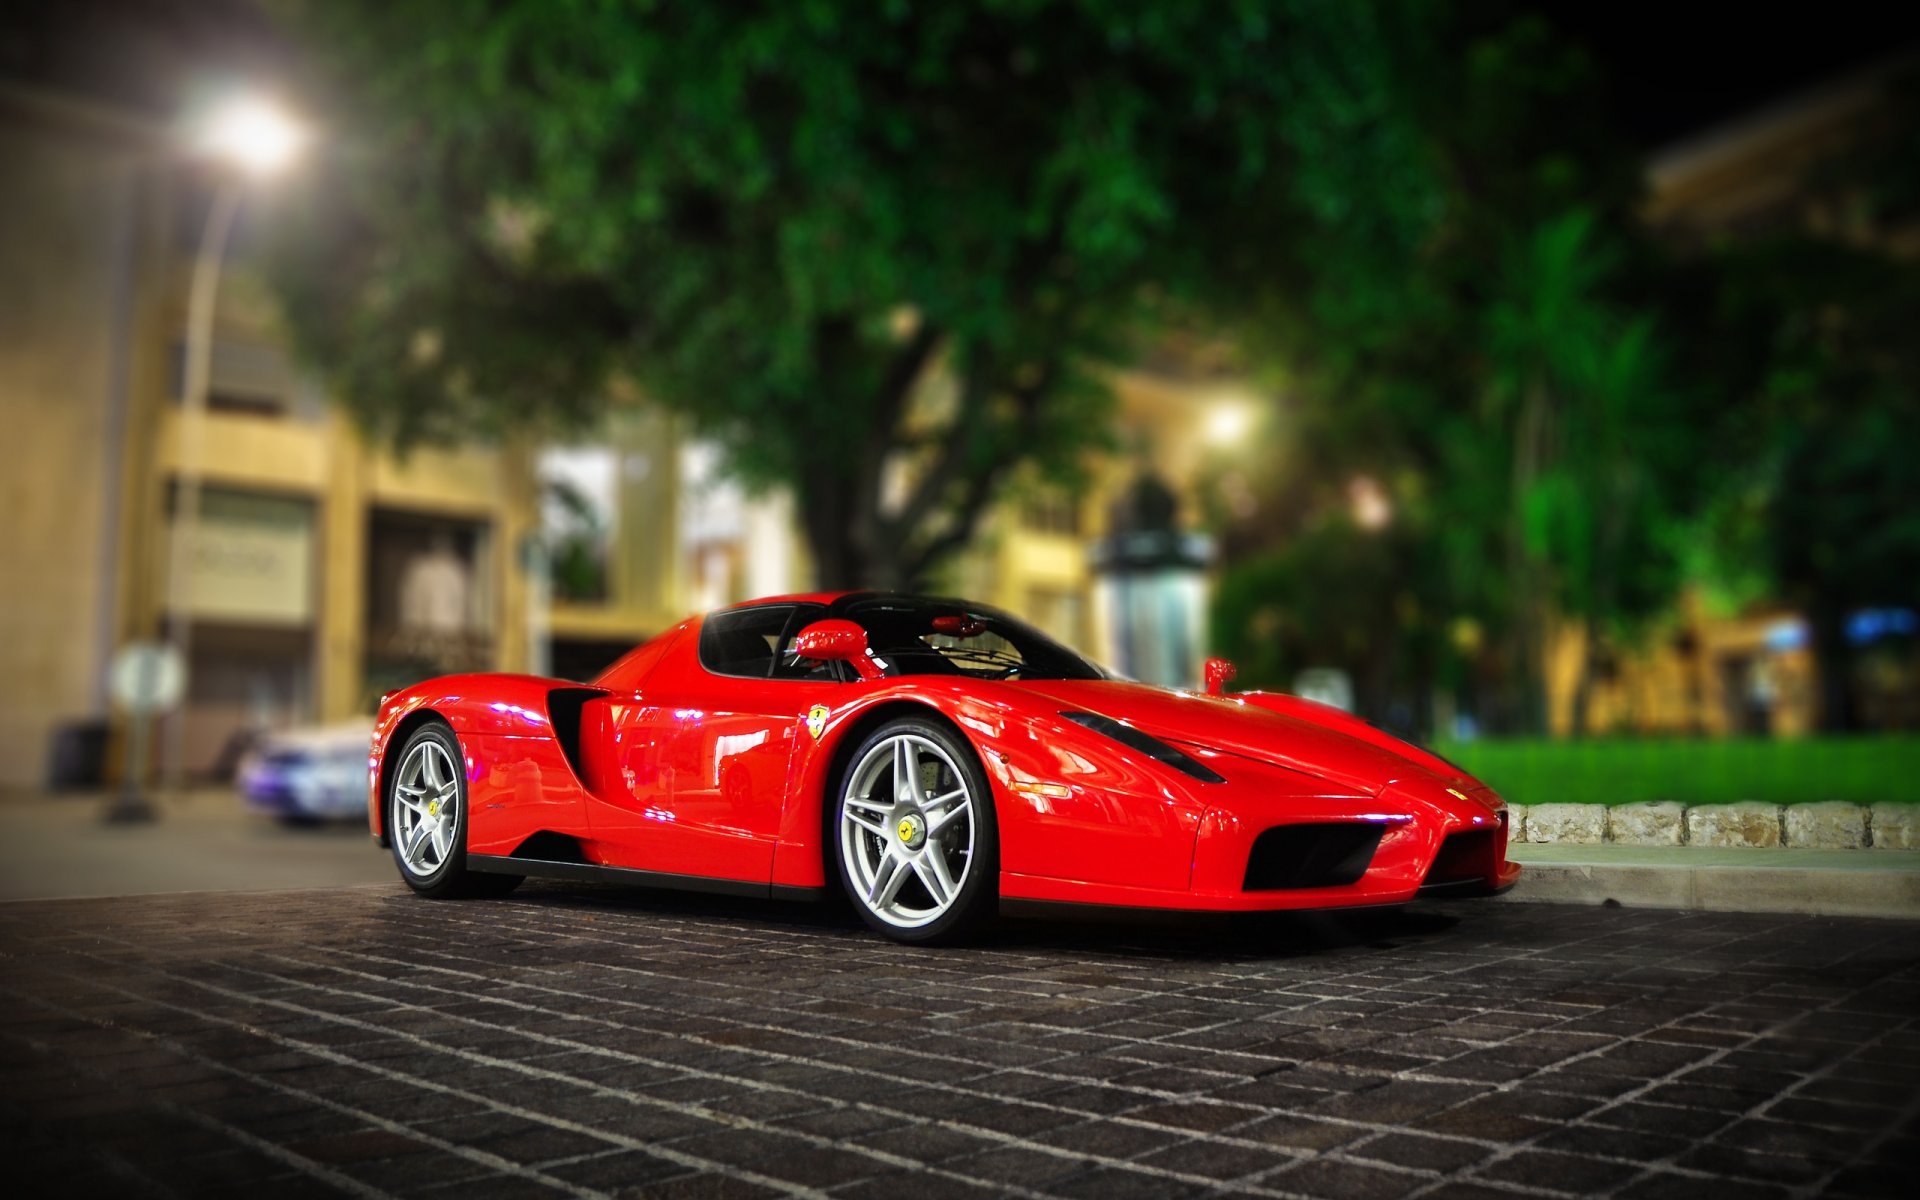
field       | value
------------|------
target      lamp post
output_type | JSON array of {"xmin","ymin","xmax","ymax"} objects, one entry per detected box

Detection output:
[{"xmin": 135, "ymin": 96, "xmax": 307, "ymax": 811}]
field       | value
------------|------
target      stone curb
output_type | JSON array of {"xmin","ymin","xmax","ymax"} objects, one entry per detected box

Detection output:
[
  {"xmin": 1512, "ymin": 801, "xmax": 1917, "ymax": 849},
  {"xmin": 1500, "ymin": 844, "xmax": 1920, "ymax": 918},
  {"xmin": 1497, "ymin": 848, "xmax": 1920, "ymax": 913}
]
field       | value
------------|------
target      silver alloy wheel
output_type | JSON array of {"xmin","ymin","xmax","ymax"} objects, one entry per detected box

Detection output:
[
  {"xmin": 393, "ymin": 738, "xmax": 460, "ymax": 879},
  {"xmin": 839, "ymin": 732, "xmax": 975, "ymax": 929}
]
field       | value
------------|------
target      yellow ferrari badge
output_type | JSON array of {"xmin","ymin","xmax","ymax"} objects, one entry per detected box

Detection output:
[
  {"xmin": 1446, "ymin": 787, "xmax": 1468, "ymax": 802},
  {"xmin": 897, "ymin": 817, "xmax": 915, "ymax": 841},
  {"xmin": 805, "ymin": 704, "xmax": 830, "ymax": 740}
]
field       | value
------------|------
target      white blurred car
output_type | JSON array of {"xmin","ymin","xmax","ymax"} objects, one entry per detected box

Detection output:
[{"xmin": 237, "ymin": 720, "xmax": 376, "ymax": 822}]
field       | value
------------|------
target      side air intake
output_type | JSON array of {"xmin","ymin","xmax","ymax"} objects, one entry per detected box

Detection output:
[{"xmin": 546, "ymin": 687, "xmax": 606, "ymax": 785}]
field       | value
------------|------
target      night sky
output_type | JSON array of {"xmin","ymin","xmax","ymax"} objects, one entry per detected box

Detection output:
[
  {"xmin": 1546, "ymin": 0, "xmax": 1920, "ymax": 147},
  {"xmin": 4, "ymin": 1, "xmax": 1917, "ymax": 153}
]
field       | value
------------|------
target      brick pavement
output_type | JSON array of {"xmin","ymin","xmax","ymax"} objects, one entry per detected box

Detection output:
[{"xmin": 1, "ymin": 882, "xmax": 1916, "ymax": 1198}]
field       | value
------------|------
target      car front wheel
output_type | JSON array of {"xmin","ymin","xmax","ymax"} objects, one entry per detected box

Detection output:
[{"xmin": 833, "ymin": 716, "xmax": 997, "ymax": 943}]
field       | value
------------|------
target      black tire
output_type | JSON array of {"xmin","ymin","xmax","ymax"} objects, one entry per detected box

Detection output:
[
  {"xmin": 387, "ymin": 719, "xmax": 523, "ymax": 900},
  {"xmin": 831, "ymin": 715, "xmax": 998, "ymax": 944}
]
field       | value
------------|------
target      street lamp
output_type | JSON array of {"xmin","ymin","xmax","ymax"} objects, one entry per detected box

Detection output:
[
  {"xmin": 197, "ymin": 97, "xmax": 307, "ymax": 177},
  {"xmin": 119, "ymin": 95, "xmax": 308, "ymax": 818},
  {"xmin": 1202, "ymin": 401, "xmax": 1255, "ymax": 448}
]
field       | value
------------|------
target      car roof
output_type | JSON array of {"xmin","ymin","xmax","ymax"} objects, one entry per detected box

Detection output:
[
  {"xmin": 716, "ymin": 591, "xmax": 1006, "ymax": 614},
  {"xmin": 717, "ymin": 591, "xmax": 869, "ymax": 610}
]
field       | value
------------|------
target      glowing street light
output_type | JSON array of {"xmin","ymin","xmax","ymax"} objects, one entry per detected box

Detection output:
[
  {"xmin": 122, "ymin": 93, "xmax": 310, "ymax": 817},
  {"xmin": 1203, "ymin": 401, "xmax": 1256, "ymax": 447},
  {"xmin": 1349, "ymin": 474, "xmax": 1394, "ymax": 531},
  {"xmin": 198, "ymin": 95, "xmax": 308, "ymax": 176}
]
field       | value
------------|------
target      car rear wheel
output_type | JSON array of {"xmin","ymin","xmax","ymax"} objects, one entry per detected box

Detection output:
[
  {"xmin": 388, "ymin": 719, "xmax": 521, "ymax": 900},
  {"xmin": 833, "ymin": 717, "xmax": 997, "ymax": 943}
]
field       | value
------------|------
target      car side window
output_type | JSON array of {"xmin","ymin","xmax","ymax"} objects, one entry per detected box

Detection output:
[
  {"xmin": 770, "ymin": 604, "xmax": 840, "ymax": 681},
  {"xmin": 697, "ymin": 606, "xmax": 795, "ymax": 678}
]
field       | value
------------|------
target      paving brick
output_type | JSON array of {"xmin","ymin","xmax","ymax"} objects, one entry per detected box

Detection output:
[
  {"xmin": 1474, "ymin": 1148, "xmax": 1643, "ymax": 1192},
  {"xmin": 1269, "ymin": 1157, "xmax": 1429, "ymax": 1200},
  {"xmin": 0, "ymin": 885, "xmax": 1916, "ymax": 1198},
  {"xmin": 1350, "ymin": 1132, "xmax": 1491, "ymax": 1173}
]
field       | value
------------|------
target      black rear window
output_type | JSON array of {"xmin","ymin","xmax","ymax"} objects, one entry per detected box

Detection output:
[{"xmin": 834, "ymin": 595, "xmax": 1107, "ymax": 681}]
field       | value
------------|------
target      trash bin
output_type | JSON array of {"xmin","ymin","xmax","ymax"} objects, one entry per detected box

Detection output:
[{"xmin": 47, "ymin": 720, "xmax": 110, "ymax": 790}]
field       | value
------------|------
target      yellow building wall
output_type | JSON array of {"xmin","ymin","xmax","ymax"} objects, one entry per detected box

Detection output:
[{"xmin": 0, "ymin": 115, "xmax": 142, "ymax": 789}]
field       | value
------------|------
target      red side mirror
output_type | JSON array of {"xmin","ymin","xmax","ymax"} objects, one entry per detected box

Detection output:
[
  {"xmin": 793, "ymin": 619, "xmax": 884, "ymax": 681},
  {"xmin": 1204, "ymin": 657, "xmax": 1237, "ymax": 696}
]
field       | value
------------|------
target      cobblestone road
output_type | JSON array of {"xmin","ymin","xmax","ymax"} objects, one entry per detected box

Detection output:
[{"xmin": 2, "ymin": 883, "xmax": 1916, "ymax": 1199}]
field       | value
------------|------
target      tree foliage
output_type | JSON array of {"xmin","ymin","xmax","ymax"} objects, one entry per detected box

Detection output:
[
  {"xmin": 1218, "ymin": 27, "xmax": 1919, "ymax": 735},
  {"xmin": 268, "ymin": 0, "xmax": 1435, "ymax": 587},
  {"xmin": 1220, "ymin": 10, "xmax": 1702, "ymax": 734}
]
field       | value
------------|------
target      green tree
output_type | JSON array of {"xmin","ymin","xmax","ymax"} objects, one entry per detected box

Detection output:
[
  {"xmin": 1665, "ymin": 69, "xmax": 1920, "ymax": 731},
  {"xmin": 268, "ymin": 0, "xmax": 1434, "ymax": 588},
  {"xmin": 1683, "ymin": 235, "xmax": 1920, "ymax": 730},
  {"xmin": 1226, "ymin": 11, "xmax": 1700, "ymax": 735},
  {"xmin": 1212, "ymin": 517, "xmax": 1442, "ymax": 731}
]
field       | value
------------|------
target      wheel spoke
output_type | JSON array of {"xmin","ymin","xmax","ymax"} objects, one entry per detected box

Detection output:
[
  {"xmin": 925, "ymin": 795, "xmax": 970, "ymax": 836},
  {"xmin": 430, "ymin": 820, "xmax": 450, "ymax": 860},
  {"xmin": 893, "ymin": 738, "xmax": 923, "ymax": 804},
  {"xmin": 911, "ymin": 855, "xmax": 952, "ymax": 908},
  {"xmin": 845, "ymin": 795, "xmax": 891, "ymax": 816},
  {"xmin": 868, "ymin": 849, "xmax": 910, "ymax": 909},
  {"xmin": 403, "ymin": 820, "xmax": 433, "ymax": 866},
  {"xmin": 846, "ymin": 810, "xmax": 888, "ymax": 838}
]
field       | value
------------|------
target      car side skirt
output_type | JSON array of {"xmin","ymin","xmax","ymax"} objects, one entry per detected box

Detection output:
[
  {"xmin": 999, "ymin": 895, "xmax": 1412, "ymax": 923},
  {"xmin": 464, "ymin": 854, "xmax": 826, "ymax": 903}
]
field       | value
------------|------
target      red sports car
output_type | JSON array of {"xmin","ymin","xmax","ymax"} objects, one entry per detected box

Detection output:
[{"xmin": 370, "ymin": 592, "xmax": 1518, "ymax": 942}]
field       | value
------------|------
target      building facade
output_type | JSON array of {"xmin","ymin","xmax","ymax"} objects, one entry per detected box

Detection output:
[{"xmin": 1, "ymin": 69, "xmax": 1245, "ymax": 792}]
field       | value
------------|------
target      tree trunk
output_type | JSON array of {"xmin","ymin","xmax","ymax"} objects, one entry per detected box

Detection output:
[
  {"xmin": 798, "ymin": 460, "xmax": 863, "ymax": 589},
  {"xmin": 1569, "ymin": 615, "xmax": 1597, "ymax": 738},
  {"xmin": 1506, "ymin": 383, "xmax": 1551, "ymax": 735}
]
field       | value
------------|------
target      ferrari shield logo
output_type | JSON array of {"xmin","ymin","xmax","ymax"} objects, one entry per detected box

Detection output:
[{"xmin": 805, "ymin": 704, "xmax": 830, "ymax": 740}]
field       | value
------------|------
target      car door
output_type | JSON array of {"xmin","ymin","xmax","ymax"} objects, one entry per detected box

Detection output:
[{"xmin": 585, "ymin": 604, "xmax": 829, "ymax": 883}]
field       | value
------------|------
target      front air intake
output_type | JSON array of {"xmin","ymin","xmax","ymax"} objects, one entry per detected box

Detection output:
[
  {"xmin": 1423, "ymin": 828, "xmax": 1497, "ymax": 887},
  {"xmin": 1243, "ymin": 822, "xmax": 1385, "ymax": 890}
]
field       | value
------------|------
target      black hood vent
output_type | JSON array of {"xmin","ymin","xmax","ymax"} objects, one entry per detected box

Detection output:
[{"xmin": 1059, "ymin": 711, "xmax": 1225, "ymax": 784}]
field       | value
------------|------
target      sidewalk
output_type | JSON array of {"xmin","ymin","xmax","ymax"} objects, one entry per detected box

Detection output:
[
  {"xmin": 1504, "ymin": 841, "xmax": 1920, "ymax": 918},
  {"xmin": 0, "ymin": 789, "xmax": 396, "ymax": 901}
]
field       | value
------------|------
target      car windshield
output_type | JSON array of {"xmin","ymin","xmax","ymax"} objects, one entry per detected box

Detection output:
[{"xmin": 834, "ymin": 596, "xmax": 1109, "ymax": 681}]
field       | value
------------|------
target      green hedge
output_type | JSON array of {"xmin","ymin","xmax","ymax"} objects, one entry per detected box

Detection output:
[{"xmin": 1431, "ymin": 737, "xmax": 1920, "ymax": 807}]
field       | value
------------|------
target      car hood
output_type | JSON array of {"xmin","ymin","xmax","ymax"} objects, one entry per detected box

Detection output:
[{"xmin": 1005, "ymin": 679, "xmax": 1465, "ymax": 798}]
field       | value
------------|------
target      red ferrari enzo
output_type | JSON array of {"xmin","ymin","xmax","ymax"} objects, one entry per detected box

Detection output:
[{"xmin": 370, "ymin": 592, "xmax": 1518, "ymax": 942}]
